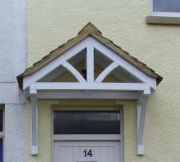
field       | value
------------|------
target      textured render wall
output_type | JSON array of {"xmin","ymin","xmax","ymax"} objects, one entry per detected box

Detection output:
[
  {"xmin": 0, "ymin": 0, "xmax": 27, "ymax": 162},
  {"xmin": 0, "ymin": 0, "xmax": 26, "ymax": 81},
  {"xmin": 27, "ymin": 0, "xmax": 180, "ymax": 162},
  {"xmin": 5, "ymin": 103, "xmax": 26, "ymax": 162}
]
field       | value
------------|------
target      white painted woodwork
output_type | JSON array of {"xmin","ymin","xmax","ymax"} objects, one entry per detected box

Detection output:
[
  {"xmin": 23, "ymin": 36, "xmax": 158, "ymax": 156},
  {"xmin": 23, "ymin": 38, "xmax": 90, "ymax": 89},
  {"xmin": 53, "ymin": 141, "xmax": 120, "ymax": 162},
  {"xmin": 39, "ymin": 66, "xmax": 66, "ymax": 82},
  {"xmin": 30, "ymin": 91, "xmax": 38, "ymax": 155},
  {"xmin": 30, "ymin": 82, "xmax": 151, "ymax": 94},
  {"xmin": 37, "ymin": 91, "xmax": 141, "ymax": 99},
  {"xmin": 53, "ymin": 135, "xmax": 121, "ymax": 141},
  {"xmin": 23, "ymin": 36, "xmax": 157, "ymax": 90},
  {"xmin": 89, "ymin": 37, "xmax": 157, "ymax": 89},
  {"xmin": 86, "ymin": 45, "xmax": 94, "ymax": 82},
  {"xmin": 62, "ymin": 62, "xmax": 86, "ymax": 82},
  {"xmin": 94, "ymin": 55, "xmax": 136, "ymax": 83},
  {"xmin": 137, "ymin": 95, "xmax": 148, "ymax": 155},
  {"xmin": 95, "ymin": 62, "xmax": 119, "ymax": 82},
  {"xmin": 95, "ymin": 55, "xmax": 141, "ymax": 83}
]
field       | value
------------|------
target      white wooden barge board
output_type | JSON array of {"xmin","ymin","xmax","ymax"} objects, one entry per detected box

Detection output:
[
  {"xmin": 37, "ymin": 91, "xmax": 141, "ymax": 99},
  {"xmin": 53, "ymin": 135, "xmax": 121, "ymax": 141},
  {"xmin": 23, "ymin": 38, "xmax": 90, "ymax": 90},
  {"xmin": 30, "ymin": 82, "xmax": 151, "ymax": 94},
  {"xmin": 23, "ymin": 36, "xmax": 157, "ymax": 90},
  {"xmin": 89, "ymin": 37, "xmax": 157, "ymax": 89}
]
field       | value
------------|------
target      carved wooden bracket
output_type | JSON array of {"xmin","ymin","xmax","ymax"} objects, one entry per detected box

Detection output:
[
  {"xmin": 30, "ymin": 89, "xmax": 38, "ymax": 155},
  {"xmin": 137, "ymin": 95, "xmax": 149, "ymax": 155}
]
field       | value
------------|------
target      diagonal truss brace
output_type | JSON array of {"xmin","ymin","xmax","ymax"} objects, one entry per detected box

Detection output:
[
  {"xmin": 30, "ymin": 89, "xmax": 38, "ymax": 155},
  {"xmin": 137, "ymin": 94, "xmax": 149, "ymax": 155}
]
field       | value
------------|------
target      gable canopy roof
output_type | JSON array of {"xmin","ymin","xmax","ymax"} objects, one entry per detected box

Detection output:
[
  {"xmin": 17, "ymin": 22, "xmax": 162, "ymax": 89},
  {"xmin": 17, "ymin": 22, "xmax": 163, "ymax": 156}
]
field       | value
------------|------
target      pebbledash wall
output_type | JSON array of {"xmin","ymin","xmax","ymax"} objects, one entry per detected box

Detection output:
[
  {"xmin": 0, "ymin": 1, "xmax": 27, "ymax": 162},
  {"xmin": 27, "ymin": 1, "xmax": 180, "ymax": 162}
]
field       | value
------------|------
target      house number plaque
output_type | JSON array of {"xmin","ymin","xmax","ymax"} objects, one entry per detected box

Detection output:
[{"xmin": 83, "ymin": 149, "xmax": 93, "ymax": 157}]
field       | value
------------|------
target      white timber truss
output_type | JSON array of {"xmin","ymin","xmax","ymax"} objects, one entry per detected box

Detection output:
[{"xmin": 23, "ymin": 36, "xmax": 157, "ymax": 156}]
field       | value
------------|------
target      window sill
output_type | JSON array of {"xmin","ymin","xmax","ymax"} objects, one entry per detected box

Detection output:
[{"xmin": 146, "ymin": 16, "xmax": 180, "ymax": 25}]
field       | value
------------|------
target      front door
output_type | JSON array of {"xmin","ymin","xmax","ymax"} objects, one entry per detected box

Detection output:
[
  {"xmin": 54, "ymin": 141, "xmax": 120, "ymax": 162},
  {"xmin": 53, "ymin": 109, "xmax": 121, "ymax": 162}
]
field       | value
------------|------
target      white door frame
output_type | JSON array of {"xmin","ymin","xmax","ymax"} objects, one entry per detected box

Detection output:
[{"xmin": 52, "ymin": 107, "xmax": 123, "ymax": 162}]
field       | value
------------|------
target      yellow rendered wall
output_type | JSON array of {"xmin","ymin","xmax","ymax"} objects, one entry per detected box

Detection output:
[
  {"xmin": 26, "ymin": 100, "xmax": 137, "ymax": 162},
  {"xmin": 26, "ymin": 101, "xmax": 54, "ymax": 162},
  {"xmin": 27, "ymin": 0, "xmax": 180, "ymax": 162}
]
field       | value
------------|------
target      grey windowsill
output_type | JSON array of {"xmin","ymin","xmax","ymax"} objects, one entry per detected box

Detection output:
[{"xmin": 146, "ymin": 16, "xmax": 180, "ymax": 25}]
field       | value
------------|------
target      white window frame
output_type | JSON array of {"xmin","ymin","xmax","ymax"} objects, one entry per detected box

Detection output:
[
  {"xmin": 151, "ymin": 0, "xmax": 180, "ymax": 17},
  {"xmin": 0, "ymin": 107, "xmax": 4, "ymax": 162},
  {"xmin": 52, "ymin": 107, "xmax": 123, "ymax": 162}
]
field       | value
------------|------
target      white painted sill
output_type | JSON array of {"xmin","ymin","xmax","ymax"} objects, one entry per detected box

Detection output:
[{"xmin": 146, "ymin": 16, "xmax": 180, "ymax": 25}]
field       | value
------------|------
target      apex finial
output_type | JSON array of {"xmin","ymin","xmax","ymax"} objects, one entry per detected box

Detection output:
[{"xmin": 78, "ymin": 22, "xmax": 102, "ymax": 36}]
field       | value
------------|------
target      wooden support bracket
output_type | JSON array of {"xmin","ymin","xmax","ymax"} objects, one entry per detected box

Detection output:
[
  {"xmin": 137, "ymin": 95, "xmax": 149, "ymax": 155},
  {"xmin": 30, "ymin": 89, "xmax": 38, "ymax": 155}
]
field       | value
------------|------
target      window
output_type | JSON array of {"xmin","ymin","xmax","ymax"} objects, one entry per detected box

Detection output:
[
  {"xmin": 53, "ymin": 111, "xmax": 120, "ymax": 134},
  {"xmin": 152, "ymin": 0, "xmax": 180, "ymax": 16},
  {"xmin": 147, "ymin": 0, "xmax": 180, "ymax": 25}
]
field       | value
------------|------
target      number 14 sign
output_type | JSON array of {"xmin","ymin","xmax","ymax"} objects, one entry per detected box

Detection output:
[{"xmin": 83, "ymin": 149, "xmax": 93, "ymax": 157}]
